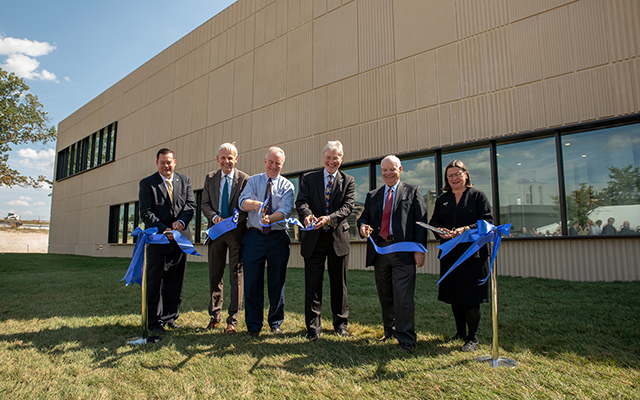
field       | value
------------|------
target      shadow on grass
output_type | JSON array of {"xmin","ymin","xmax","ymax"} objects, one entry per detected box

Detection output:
[{"xmin": 1, "ymin": 254, "xmax": 639, "ymax": 370}]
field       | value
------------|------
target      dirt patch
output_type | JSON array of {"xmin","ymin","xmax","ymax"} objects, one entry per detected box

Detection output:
[{"xmin": 0, "ymin": 228, "xmax": 49, "ymax": 253}]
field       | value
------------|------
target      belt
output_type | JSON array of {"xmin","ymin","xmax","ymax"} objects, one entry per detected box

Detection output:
[{"xmin": 377, "ymin": 235, "xmax": 395, "ymax": 245}]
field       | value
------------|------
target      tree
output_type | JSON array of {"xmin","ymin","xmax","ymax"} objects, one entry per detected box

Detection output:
[
  {"xmin": 0, "ymin": 68, "xmax": 57, "ymax": 188},
  {"xmin": 550, "ymin": 182, "xmax": 599, "ymax": 226},
  {"xmin": 598, "ymin": 164, "xmax": 640, "ymax": 206}
]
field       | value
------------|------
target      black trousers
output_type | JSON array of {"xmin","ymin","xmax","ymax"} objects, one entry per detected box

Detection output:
[
  {"xmin": 373, "ymin": 251, "xmax": 417, "ymax": 346},
  {"xmin": 146, "ymin": 246, "xmax": 187, "ymax": 330},
  {"xmin": 304, "ymin": 231, "xmax": 349, "ymax": 335}
]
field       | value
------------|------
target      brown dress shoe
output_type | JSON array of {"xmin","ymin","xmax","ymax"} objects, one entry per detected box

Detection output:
[
  {"xmin": 225, "ymin": 324, "xmax": 237, "ymax": 334},
  {"xmin": 204, "ymin": 320, "xmax": 220, "ymax": 331}
]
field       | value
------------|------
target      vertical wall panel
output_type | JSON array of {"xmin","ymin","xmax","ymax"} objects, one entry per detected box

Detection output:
[
  {"xmin": 359, "ymin": 64, "xmax": 396, "ymax": 123},
  {"xmin": 286, "ymin": 23, "xmax": 313, "ymax": 97},
  {"xmin": 415, "ymin": 51, "xmax": 438, "ymax": 109},
  {"xmin": 342, "ymin": 76, "xmax": 360, "ymax": 127},
  {"xmin": 358, "ymin": 0, "xmax": 394, "ymax": 72},
  {"xmin": 607, "ymin": 0, "xmax": 640, "ymax": 62},
  {"xmin": 436, "ymin": 44, "xmax": 461, "ymax": 104},
  {"xmin": 395, "ymin": 58, "xmax": 417, "ymax": 113},
  {"xmin": 538, "ymin": 6, "xmax": 575, "ymax": 79}
]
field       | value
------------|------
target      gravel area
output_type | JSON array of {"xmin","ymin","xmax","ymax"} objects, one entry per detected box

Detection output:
[{"xmin": 0, "ymin": 228, "xmax": 49, "ymax": 253}]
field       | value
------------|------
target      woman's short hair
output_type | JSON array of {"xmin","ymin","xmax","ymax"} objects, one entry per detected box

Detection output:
[{"xmin": 443, "ymin": 159, "xmax": 473, "ymax": 192}]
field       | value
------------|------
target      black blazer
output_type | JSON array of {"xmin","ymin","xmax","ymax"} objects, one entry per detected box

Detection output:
[
  {"xmin": 201, "ymin": 168, "xmax": 249, "ymax": 242},
  {"xmin": 296, "ymin": 169, "xmax": 355, "ymax": 258},
  {"xmin": 139, "ymin": 171, "xmax": 196, "ymax": 254},
  {"xmin": 357, "ymin": 181, "xmax": 427, "ymax": 266}
]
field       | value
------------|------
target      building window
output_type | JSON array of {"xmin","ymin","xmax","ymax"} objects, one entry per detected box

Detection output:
[
  {"xmin": 285, "ymin": 176, "xmax": 300, "ymax": 242},
  {"xmin": 497, "ymin": 137, "xmax": 560, "ymax": 237},
  {"xmin": 55, "ymin": 122, "xmax": 117, "ymax": 181},
  {"xmin": 108, "ymin": 201, "xmax": 141, "ymax": 244},
  {"xmin": 561, "ymin": 124, "xmax": 640, "ymax": 236},
  {"xmin": 343, "ymin": 165, "xmax": 370, "ymax": 241},
  {"xmin": 441, "ymin": 147, "xmax": 494, "ymax": 207}
]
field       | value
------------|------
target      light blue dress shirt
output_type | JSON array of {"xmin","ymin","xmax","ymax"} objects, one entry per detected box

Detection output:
[{"xmin": 239, "ymin": 173, "xmax": 294, "ymax": 230}]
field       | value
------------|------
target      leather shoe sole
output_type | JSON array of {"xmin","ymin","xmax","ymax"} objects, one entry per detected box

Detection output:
[
  {"xmin": 204, "ymin": 321, "xmax": 220, "ymax": 331},
  {"xmin": 225, "ymin": 324, "xmax": 237, "ymax": 335},
  {"xmin": 166, "ymin": 322, "xmax": 183, "ymax": 329},
  {"xmin": 271, "ymin": 326, "xmax": 283, "ymax": 334},
  {"xmin": 400, "ymin": 343, "xmax": 416, "ymax": 353},
  {"xmin": 378, "ymin": 335, "xmax": 392, "ymax": 343}
]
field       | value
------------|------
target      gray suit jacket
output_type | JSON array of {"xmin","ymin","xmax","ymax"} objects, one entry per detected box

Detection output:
[{"xmin": 201, "ymin": 168, "xmax": 249, "ymax": 243}]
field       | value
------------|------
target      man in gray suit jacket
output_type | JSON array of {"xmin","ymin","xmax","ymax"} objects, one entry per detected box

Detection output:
[
  {"xmin": 357, "ymin": 155, "xmax": 427, "ymax": 352},
  {"xmin": 296, "ymin": 141, "xmax": 355, "ymax": 340},
  {"xmin": 201, "ymin": 143, "xmax": 249, "ymax": 334},
  {"xmin": 139, "ymin": 148, "xmax": 195, "ymax": 334}
]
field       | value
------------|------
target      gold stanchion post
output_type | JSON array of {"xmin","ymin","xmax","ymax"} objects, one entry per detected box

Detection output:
[
  {"xmin": 476, "ymin": 263, "xmax": 517, "ymax": 368},
  {"xmin": 126, "ymin": 245, "xmax": 160, "ymax": 345}
]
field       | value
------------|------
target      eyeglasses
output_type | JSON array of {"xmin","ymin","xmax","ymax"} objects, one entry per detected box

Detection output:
[{"xmin": 446, "ymin": 171, "xmax": 465, "ymax": 179}]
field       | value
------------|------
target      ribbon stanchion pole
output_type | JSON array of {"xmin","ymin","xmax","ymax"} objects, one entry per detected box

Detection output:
[
  {"xmin": 126, "ymin": 245, "xmax": 160, "ymax": 345},
  {"xmin": 476, "ymin": 261, "xmax": 517, "ymax": 368}
]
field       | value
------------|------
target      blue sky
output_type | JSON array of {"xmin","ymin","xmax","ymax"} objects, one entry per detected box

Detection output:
[{"xmin": 0, "ymin": 0, "xmax": 237, "ymax": 221}]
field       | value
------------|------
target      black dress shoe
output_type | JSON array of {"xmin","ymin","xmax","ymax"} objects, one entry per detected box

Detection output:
[
  {"xmin": 462, "ymin": 340, "xmax": 479, "ymax": 352},
  {"xmin": 271, "ymin": 326, "xmax": 283, "ymax": 334},
  {"xmin": 400, "ymin": 343, "xmax": 416, "ymax": 353},
  {"xmin": 166, "ymin": 322, "xmax": 183, "ymax": 329},
  {"xmin": 248, "ymin": 330, "xmax": 260, "ymax": 337},
  {"xmin": 306, "ymin": 333, "xmax": 320, "ymax": 341},
  {"xmin": 336, "ymin": 328, "xmax": 349, "ymax": 337}
]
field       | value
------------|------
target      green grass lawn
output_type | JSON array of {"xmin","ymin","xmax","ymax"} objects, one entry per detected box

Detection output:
[{"xmin": 1, "ymin": 253, "xmax": 638, "ymax": 399}]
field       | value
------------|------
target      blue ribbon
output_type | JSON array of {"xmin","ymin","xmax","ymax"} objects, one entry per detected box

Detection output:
[
  {"xmin": 206, "ymin": 208, "xmax": 240, "ymax": 241},
  {"xmin": 436, "ymin": 220, "xmax": 511, "ymax": 287},
  {"xmin": 369, "ymin": 236, "xmax": 427, "ymax": 254},
  {"xmin": 258, "ymin": 194, "xmax": 315, "ymax": 231},
  {"xmin": 122, "ymin": 226, "xmax": 202, "ymax": 286}
]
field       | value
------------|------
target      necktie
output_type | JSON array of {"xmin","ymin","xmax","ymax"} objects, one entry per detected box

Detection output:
[
  {"xmin": 221, "ymin": 175, "xmax": 229, "ymax": 218},
  {"xmin": 167, "ymin": 180, "xmax": 174, "ymax": 202},
  {"xmin": 263, "ymin": 178, "xmax": 273, "ymax": 234},
  {"xmin": 380, "ymin": 187, "xmax": 393, "ymax": 240},
  {"xmin": 324, "ymin": 175, "xmax": 333, "ymax": 231}
]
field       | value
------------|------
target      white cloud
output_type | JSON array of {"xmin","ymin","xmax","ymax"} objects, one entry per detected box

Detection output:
[
  {"xmin": 64, "ymin": 76, "xmax": 71, "ymax": 82},
  {"xmin": 7, "ymin": 200, "xmax": 30, "ymax": 206},
  {"xmin": 17, "ymin": 196, "xmax": 34, "ymax": 202},
  {"xmin": 33, "ymin": 201, "xmax": 45, "ymax": 206},
  {"xmin": 17, "ymin": 148, "xmax": 55, "ymax": 172},
  {"xmin": 0, "ymin": 35, "xmax": 58, "ymax": 82}
]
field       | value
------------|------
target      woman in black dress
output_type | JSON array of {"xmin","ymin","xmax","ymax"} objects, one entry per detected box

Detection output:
[{"xmin": 429, "ymin": 160, "xmax": 493, "ymax": 352}]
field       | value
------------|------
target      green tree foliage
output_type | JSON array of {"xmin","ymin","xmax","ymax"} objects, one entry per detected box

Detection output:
[
  {"xmin": 551, "ymin": 182, "xmax": 600, "ymax": 226},
  {"xmin": 0, "ymin": 68, "xmax": 57, "ymax": 188},
  {"xmin": 598, "ymin": 164, "xmax": 640, "ymax": 206}
]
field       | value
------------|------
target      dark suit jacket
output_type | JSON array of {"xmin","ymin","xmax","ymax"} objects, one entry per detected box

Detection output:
[
  {"xmin": 296, "ymin": 169, "xmax": 355, "ymax": 258},
  {"xmin": 357, "ymin": 182, "xmax": 427, "ymax": 266},
  {"xmin": 139, "ymin": 171, "xmax": 196, "ymax": 254},
  {"xmin": 201, "ymin": 168, "xmax": 249, "ymax": 242}
]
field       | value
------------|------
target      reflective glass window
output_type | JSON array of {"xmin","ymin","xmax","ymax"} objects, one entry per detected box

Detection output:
[
  {"xmin": 342, "ymin": 165, "xmax": 370, "ymax": 241},
  {"xmin": 562, "ymin": 124, "xmax": 640, "ymax": 236},
  {"xmin": 441, "ymin": 147, "xmax": 493, "ymax": 207},
  {"xmin": 497, "ymin": 138, "xmax": 560, "ymax": 237}
]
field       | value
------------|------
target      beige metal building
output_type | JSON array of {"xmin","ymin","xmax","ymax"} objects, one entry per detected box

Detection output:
[{"xmin": 51, "ymin": 0, "xmax": 640, "ymax": 281}]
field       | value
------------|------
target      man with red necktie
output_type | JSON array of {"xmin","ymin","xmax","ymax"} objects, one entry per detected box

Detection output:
[{"xmin": 357, "ymin": 155, "xmax": 428, "ymax": 352}]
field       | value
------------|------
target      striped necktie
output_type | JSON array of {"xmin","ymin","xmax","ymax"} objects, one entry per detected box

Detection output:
[{"xmin": 166, "ymin": 180, "xmax": 173, "ymax": 202}]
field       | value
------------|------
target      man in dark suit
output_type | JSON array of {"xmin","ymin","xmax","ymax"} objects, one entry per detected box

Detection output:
[
  {"xmin": 139, "ymin": 148, "xmax": 196, "ymax": 334},
  {"xmin": 296, "ymin": 141, "xmax": 355, "ymax": 341},
  {"xmin": 201, "ymin": 143, "xmax": 249, "ymax": 334},
  {"xmin": 357, "ymin": 155, "xmax": 427, "ymax": 352}
]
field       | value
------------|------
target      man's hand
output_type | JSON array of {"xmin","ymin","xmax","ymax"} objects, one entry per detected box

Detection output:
[
  {"xmin": 359, "ymin": 224, "xmax": 373, "ymax": 238},
  {"xmin": 304, "ymin": 215, "xmax": 317, "ymax": 228},
  {"xmin": 172, "ymin": 221, "xmax": 184, "ymax": 232},
  {"xmin": 213, "ymin": 215, "xmax": 223, "ymax": 225},
  {"xmin": 164, "ymin": 228, "xmax": 174, "ymax": 241},
  {"xmin": 314, "ymin": 216, "xmax": 330, "ymax": 230},
  {"xmin": 414, "ymin": 251, "xmax": 425, "ymax": 268}
]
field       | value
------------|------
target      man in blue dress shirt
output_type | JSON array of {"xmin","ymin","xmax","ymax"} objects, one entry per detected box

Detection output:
[{"xmin": 239, "ymin": 147, "xmax": 294, "ymax": 336}]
